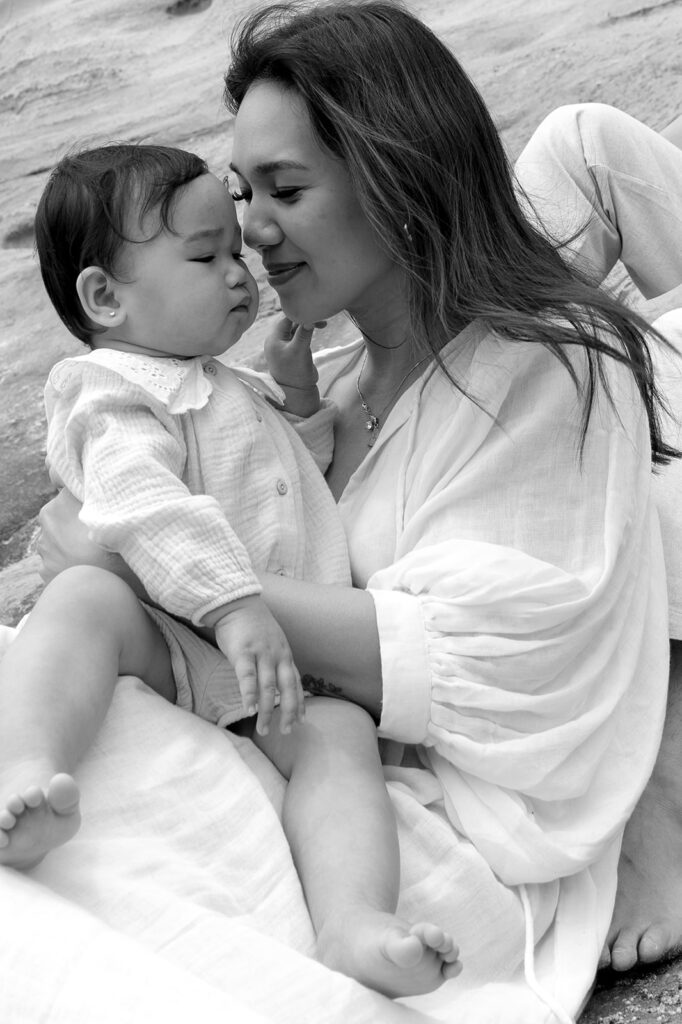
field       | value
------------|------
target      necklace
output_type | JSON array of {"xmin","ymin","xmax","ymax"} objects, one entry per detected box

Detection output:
[
  {"xmin": 356, "ymin": 351, "xmax": 430, "ymax": 447},
  {"xmin": 348, "ymin": 318, "xmax": 409, "ymax": 351}
]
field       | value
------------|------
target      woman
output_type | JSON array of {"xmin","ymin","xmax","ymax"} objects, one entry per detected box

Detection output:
[{"xmin": 30, "ymin": 2, "xmax": 680, "ymax": 1021}]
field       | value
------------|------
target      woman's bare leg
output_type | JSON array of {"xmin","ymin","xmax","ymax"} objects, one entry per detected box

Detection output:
[
  {"xmin": 256, "ymin": 697, "xmax": 461, "ymax": 997},
  {"xmin": 601, "ymin": 640, "xmax": 682, "ymax": 970},
  {"xmin": 515, "ymin": 102, "xmax": 682, "ymax": 298},
  {"xmin": 0, "ymin": 565, "xmax": 174, "ymax": 869}
]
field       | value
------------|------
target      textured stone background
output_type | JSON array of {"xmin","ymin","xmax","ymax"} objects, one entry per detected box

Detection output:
[{"xmin": 1, "ymin": 1, "xmax": 682, "ymax": 1017}]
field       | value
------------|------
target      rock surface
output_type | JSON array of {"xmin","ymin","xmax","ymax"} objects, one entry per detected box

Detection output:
[{"xmin": 1, "ymin": 0, "xmax": 682, "ymax": 1018}]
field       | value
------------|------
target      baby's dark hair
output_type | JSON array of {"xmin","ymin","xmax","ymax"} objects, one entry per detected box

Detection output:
[{"xmin": 34, "ymin": 143, "xmax": 208, "ymax": 343}]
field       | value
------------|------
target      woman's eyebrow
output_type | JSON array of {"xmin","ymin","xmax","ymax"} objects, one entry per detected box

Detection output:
[{"xmin": 229, "ymin": 159, "xmax": 308, "ymax": 176}]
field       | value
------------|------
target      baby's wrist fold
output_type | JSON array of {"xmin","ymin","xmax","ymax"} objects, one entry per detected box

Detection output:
[{"xmin": 201, "ymin": 594, "xmax": 261, "ymax": 629}]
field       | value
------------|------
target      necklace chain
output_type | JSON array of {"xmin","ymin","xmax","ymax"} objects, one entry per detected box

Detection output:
[{"xmin": 356, "ymin": 351, "xmax": 429, "ymax": 447}]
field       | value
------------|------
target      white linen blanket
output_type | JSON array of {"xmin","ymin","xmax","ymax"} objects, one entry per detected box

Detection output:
[{"xmin": 0, "ymin": 625, "xmax": 597, "ymax": 1023}]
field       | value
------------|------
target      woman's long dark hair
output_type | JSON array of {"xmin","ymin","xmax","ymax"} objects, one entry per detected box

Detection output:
[{"xmin": 225, "ymin": 0, "xmax": 677, "ymax": 464}]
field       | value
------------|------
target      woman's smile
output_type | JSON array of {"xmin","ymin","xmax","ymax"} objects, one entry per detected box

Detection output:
[
  {"xmin": 230, "ymin": 80, "xmax": 404, "ymax": 328},
  {"xmin": 264, "ymin": 260, "xmax": 307, "ymax": 287}
]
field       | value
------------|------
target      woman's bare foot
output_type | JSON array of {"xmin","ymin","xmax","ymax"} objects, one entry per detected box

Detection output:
[
  {"xmin": 0, "ymin": 772, "xmax": 81, "ymax": 870},
  {"xmin": 602, "ymin": 641, "xmax": 682, "ymax": 971},
  {"xmin": 316, "ymin": 907, "xmax": 462, "ymax": 997}
]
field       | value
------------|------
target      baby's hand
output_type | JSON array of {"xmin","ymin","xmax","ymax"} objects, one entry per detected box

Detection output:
[
  {"xmin": 264, "ymin": 317, "xmax": 324, "ymax": 418},
  {"xmin": 213, "ymin": 595, "xmax": 304, "ymax": 735},
  {"xmin": 264, "ymin": 316, "xmax": 320, "ymax": 384}
]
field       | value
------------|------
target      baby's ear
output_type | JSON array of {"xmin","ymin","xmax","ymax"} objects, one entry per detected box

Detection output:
[{"xmin": 76, "ymin": 266, "xmax": 124, "ymax": 328}]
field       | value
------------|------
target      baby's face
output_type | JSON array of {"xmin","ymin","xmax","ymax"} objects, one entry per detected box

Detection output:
[{"xmin": 113, "ymin": 173, "xmax": 259, "ymax": 360}]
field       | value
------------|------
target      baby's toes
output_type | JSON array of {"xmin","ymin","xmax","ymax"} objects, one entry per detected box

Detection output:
[
  {"xmin": 6, "ymin": 793, "xmax": 26, "ymax": 816},
  {"xmin": 47, "ymin": 774, "xmax": 80, "ymax": 814},
  {"xmin": 21, "ymin": 785, "xmax": 45, "ymax": 810},
  {"xmin": 411, "ymin": 923, "xmax": 460, "ymax": 962},
  {"xmin": 0, "ymin": 808, "xmax": 18, "ymax": 831},
  {"xmin": 443, "ymin": 958, "xmax": 463, "ymax": 980}
]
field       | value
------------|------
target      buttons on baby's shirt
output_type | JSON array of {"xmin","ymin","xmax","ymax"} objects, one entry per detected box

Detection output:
[
  {"xmin": 203, "ymin": 362, "xmax": 217, "ymax": 376},
  {"xmin": 276, "ymin": 479, "xmax": 288, "ymax": 495}
]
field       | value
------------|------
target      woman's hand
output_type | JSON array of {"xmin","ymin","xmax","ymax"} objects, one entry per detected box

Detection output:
[{"xmin": 37, "ymin": 488, "xmax": 148, "ymax": 599}]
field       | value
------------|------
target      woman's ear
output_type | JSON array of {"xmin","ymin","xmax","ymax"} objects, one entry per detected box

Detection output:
[{"xmin": 76, "ymin": 266, "xmax": 125, "ymax": 328}]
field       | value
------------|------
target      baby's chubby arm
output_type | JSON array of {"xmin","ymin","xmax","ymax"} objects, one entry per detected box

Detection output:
[
  {"xmin": 203, "ymin": 596, "xmax": 304, "ymax": 736},
  {"xmin": 264, "ymin": 317, "xmax": 323, "ymax": 418},
  {"xmin": 38, "ymin": 487, "xmax": 303, "ymax": 736}
]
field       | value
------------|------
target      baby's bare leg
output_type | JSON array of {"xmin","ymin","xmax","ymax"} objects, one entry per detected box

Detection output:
[
  {"xmin": 255, "ymin": 697, "xmax": 461, "ymax": 997},
  {"xmin": 0, "ymin": 565, "xmax": 174, "ymax": 869}
]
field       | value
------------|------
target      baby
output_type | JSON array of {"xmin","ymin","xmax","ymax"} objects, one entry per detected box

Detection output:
[{"xmin": 0, "ymin": 144, "xmax": 459, "ymax": 997}]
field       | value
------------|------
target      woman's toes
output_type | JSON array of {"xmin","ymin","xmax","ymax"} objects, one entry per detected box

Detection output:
[
  {"xmin": 638, "ymin": 924, "xmax": 673, "ymax": 964},
  {"xmin": 610, "ymin": 927, "xmax": 640, "ymax": 971}
]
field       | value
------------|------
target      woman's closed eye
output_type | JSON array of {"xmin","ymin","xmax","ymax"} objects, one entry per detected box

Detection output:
[
  {"xmin": 231, "ymin": 186, "xmax": 302, "ymax": 204},
  {"xmin": 271, "ymin": 187, "xmax": 302, "ymax": 202}
]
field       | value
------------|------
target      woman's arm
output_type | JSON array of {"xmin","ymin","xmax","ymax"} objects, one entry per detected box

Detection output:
[
  {"xmin": 37, "ymin": 489, "xmax": 385, "ymax": 716},
  {"xmin": 258, "ymin": 571, "xmax": 383, "ymax": 719}
]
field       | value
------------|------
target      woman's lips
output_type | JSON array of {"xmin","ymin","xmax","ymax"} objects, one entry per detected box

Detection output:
[{"xmin": 266, "ymin": 262, "xmax": 305, "ymax": 286}]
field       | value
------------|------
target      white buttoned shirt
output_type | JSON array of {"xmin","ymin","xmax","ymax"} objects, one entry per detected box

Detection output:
[{"xmin": 45, "ymin": 349, "xmax": 350, "ymax": 625}]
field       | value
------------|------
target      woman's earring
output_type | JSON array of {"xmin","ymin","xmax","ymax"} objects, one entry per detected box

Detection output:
[
  {"xmin": 403, "ymin": 222, "xmax": 413, "ymax": 244},
  {"xmin": 109, "ymin": 310, "xmax": 116, "ymax": 318}
]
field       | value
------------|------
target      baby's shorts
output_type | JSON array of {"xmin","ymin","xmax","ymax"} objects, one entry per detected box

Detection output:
[{"xmin": 142, "ymin": 604, "xmax": 244, "ymax": 728}]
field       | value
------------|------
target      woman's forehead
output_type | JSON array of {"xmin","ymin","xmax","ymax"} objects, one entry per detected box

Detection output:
[{"xmin": 231, "ymin": 81, "xmax": 317, "ymax": 172}]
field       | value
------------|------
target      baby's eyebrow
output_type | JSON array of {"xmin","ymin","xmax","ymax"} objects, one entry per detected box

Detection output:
[{"xmin": 183, "ymin": 227, "xmax": 224, "ymax": 244}]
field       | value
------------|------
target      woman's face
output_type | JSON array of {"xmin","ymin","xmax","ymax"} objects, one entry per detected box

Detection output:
[{"xmin": 230, "ymin": 80, "xmax": 404, "ymax": 327}]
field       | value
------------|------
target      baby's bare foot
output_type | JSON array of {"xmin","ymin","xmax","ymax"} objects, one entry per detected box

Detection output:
[
  {"xmin": 317, "ymin": 908, "xmax": 461, "ymax": 997},
  {"xmin": 0, "ymin": 773, "xmax": 81, "ymax": 870}
]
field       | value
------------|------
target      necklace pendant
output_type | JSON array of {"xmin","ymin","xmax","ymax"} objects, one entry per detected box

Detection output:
[{"xmin": 365, "ymin": 412, "xmax": 379, "ymax": 447}]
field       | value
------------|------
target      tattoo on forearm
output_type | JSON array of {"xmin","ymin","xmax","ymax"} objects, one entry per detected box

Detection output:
[{"xmin": 300, "ymin": 674, "xmax": 344, "ymax": 698}]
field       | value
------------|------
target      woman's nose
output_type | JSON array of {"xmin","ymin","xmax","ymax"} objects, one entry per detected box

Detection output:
[{"xmin": 242, "ymin": 203, "xmax": 282, "ymax": 251}]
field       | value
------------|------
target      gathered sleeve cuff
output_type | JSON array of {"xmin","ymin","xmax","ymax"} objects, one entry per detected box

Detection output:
[
  {"xmin": 371, "ymin": 588, "xmax": 431, "ymax": 742},
  {"xmin": 278, "ymin": 398, "xmax": 337, "ymax": 474}
]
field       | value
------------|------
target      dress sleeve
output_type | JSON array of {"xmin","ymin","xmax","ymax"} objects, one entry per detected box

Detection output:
[
  {"xmin": 368, "ymin": 338, "xmax": 668, "ymax": 883},
  {"xmin": 45, "ymin": 364, "xmax": 260, "ymax": 624},
  {"xmin": 279, "ymin": 399, "xmax": 337, "ymax": 474}
]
